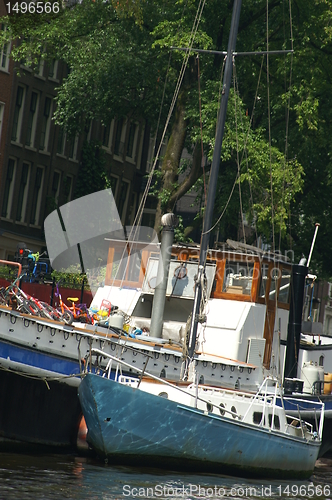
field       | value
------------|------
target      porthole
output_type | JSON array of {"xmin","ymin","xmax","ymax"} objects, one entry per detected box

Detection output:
[
  {"xmin": 148, "ymin": 276, "xmax": 157, "ymax": 289},
  {"xmin": 206, "ymin": 402, "xmax": 213, "ymax": 412},
  {"xmin": 219, "ymin": 403, "xmax": 225, "ymax": 416},
  {"xmin": 174, "ymin": 265, "xmax": 187, "ymax": 279},
  {"xmin": 231, "ymin": 406, "xmax": 237, "ymax": 418},
  {"xmin": 158, "ymin": 392, "xmax": 168, "ymax": 399}
]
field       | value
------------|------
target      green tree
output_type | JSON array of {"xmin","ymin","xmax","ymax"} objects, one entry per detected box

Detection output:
[
  {"xmin": 3, "ymin": 0, "xmax": 327, "ymax": 271},
  {"xmin": 74, "ymin": 140, "xmax": 109, "ymax": 198}
]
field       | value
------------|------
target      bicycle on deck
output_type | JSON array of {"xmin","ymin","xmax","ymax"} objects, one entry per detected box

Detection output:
[{"xmin": 55, "ymin": 283, "xmax": 94, "ymax": 325}]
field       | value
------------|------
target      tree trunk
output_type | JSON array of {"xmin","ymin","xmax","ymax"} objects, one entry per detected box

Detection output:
[
  {"xmin": 154, "ymin": 90, "xmax": 187, "ymax": 235},
  {"xmin": 153, "ymin": 91, "xmax": 204, "ymax": 238}
]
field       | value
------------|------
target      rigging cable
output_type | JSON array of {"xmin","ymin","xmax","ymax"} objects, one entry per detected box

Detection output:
[
  {"xmin": 232, "ymin": 57, "xmax": 246, "ymax": 246},
  {"xmin": 197, "ymin": 54, "xmax": 207, "ymax": 207},
  {"xmin": 202, "ymin": 56, "xmax": 264, "ymax": 237},
  {"xmin": 278, "ymin": 0, "xmax": 294, "ymax": 255},
  {"xmin": 266, "ymin": 0, "xmax": 275, "ymax": 253},
  {"xmin": 234, "ymin": 57, "xmax": 265, "ymax": 246},
  {"xmin": 125, "ymin": 0, "xmax": 207, "ymax": 238}
]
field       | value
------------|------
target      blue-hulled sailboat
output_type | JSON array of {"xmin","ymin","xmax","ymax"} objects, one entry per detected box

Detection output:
[
  {"xmin": 77, "ymin": 0, "xmax": 325, "ymax": 478},
  {"xmin": 78, "ymin": 350, "xmax": 324, "ymax": 478}
]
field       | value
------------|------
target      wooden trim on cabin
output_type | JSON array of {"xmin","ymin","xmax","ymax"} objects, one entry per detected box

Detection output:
[
  {"xmin": 250, "ymin": 262, "xmax": 260, "ymax": 301},
  {"xmin": 214, "ymin": 259, "xmax": 225, "ymax": 296},
  {"xmin": 104, "ymin": 241, "xmax": 292, "ymax": 309},
  {"xmin": 263, "ymin": 307, "xmax": 275, "ymax": 368},
  {"xmin": 105, "ymin": 246, "xmax": 115, "ymax": 285},
  {"xmin": 139, "ymin": 250, "xmax": 149, "ymax": 284},
  {"xmin": 211, "ymin": 291, "xmax": 254, "ymax": 302}
]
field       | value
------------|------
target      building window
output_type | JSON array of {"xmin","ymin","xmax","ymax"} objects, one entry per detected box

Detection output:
[
  {"xmin": 109, "ymin": 175, "xmax": 118, "ymax": 198},
  {"xmin": 16, "ymin": 162, "xmax": 30, "ymax": 222},
  {"xmin": 37, "ymin": 58, "xmax": 45, "ymax": 77},
  {"xmin": 114, "ymin": 118, "xmax": 124, "ymax": 156},
  {"xmin": 0, "ymin": 24, "xmax": 10, "ymax": 72},
  {"xmin": 25, "ymin": 91, "xmax": 39, "ymax": 147},
  {"xmin": 146, "ymin": 135, "xmax": 168, "ymax": 173},
  {"xmin": 57, "ymin": 127, "xmax": 66, "ymax": 155},
  {"xmin": 84, "ymin": 119, "xmax": 92, "ymax": 142},
  {"xmin": 141, "ymin": 208, "xmax": 155, "ymax": 228},
  {"xmin": 51, "ymin": 171, "xmax": 61, "ymax": 205},
  {"xmin": 117, "ymin": 180, "xmax": 129, "ymax": 223},
  {"xmin": 48, "ymin": 59, "xmax": 58, "ymax": 79},
  {"xmin": 30, "ymin": 167, "xmax": 44, "ymax": 225},
  {"xmin": 63, "ymin": 175, "xmax": 73, "ymax": 203},
  {"xmin": 39, "ymin": 97, "xmax": 52, "ymax": 151},
  {"xmin": 1, "ymin": 158, "xmax": 16, "ymax": 219},
  {"xmin": 102, "ymin": 123, "xmax": 111, "ymax": 147},
  {"xmin": 0, "ymin": 102, "xmax": 4, "ymax": 142},
  {"xmin": 126, "ymin": 191, "xmax": 137, "ymax": 225},
  {"xmin": 126, "ymin": 121, "xmax": 137, "ymax": 159},
  {"xmin": 68, "ymin": 134, "xmax": 79, "ymax": 160},
  {"xmin": 11, "ymin": 86, "xmax": 25, "ymax": 143}
]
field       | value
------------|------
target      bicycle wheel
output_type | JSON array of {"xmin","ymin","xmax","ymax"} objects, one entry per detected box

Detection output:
[
  {"xmin": 36, "ymin": 301, "xmax": 56, "ymax": 320},
  {"xmin": 0, "ymin": 287, "xmax": 8, "ymax": 305},
  {"xmin": 18, "ymin": 299, "xmax": 34, "ymax": 315},
  {"xmin": 27, "ymin": 299, "xmax": 42, "ymax": 316},
  {"xmin": 60, "ymin": 310, "xmax": 74, "ymax": 325}
]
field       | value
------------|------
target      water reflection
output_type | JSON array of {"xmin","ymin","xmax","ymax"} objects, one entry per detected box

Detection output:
[{"xmin": 0, "ymin": 453, "xmax": 331, "ymax": 500}]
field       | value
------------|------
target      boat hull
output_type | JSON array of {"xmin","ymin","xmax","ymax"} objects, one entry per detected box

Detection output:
[
  {"xmin": 78, "ymin": 374, "xmax": 320, "ymax": 479},
  {"xmin": 0, "ymin": 366, "xmax": 82, "ymax": 451}
]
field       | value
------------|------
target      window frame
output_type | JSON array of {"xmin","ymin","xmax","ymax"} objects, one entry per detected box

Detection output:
[
  {"xmin": 39, "ymin": 96, "xmax": 53, "ymax": 151},
  {"xmin": 25, "ymin": 91, "xmax": 39, "ymax": 148},
  {"xmin": 11, "ymin": 86, "xmax": 25, "ymax": 144},
  {"xmin": 1, "ymin": 158, "xmax": 17, "ymax": 219},
  {"xmin": 16, "ymin": 162, "xmax": 31, "ymax": 223},
  {"xmin": 30, "ymin": 166, "xmax": 44, "ymax": 226},
  {"xmin": 0, "ymin": 24, "xmax": 11, "ymax": 72}
]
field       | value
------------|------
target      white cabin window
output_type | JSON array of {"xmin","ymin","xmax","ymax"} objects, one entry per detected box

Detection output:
[
  {"xmin": 278, "ymin": 268, "xmax": 291, "ymax": 304},
  {"xmin": 223, "ymin": 261, "xmax": 254, "ymax": 296}
]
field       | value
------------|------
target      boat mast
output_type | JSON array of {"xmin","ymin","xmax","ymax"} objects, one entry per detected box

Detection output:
[{"xmin": 184, "ymin": 0, "xmax": 242, "ymax": 373}]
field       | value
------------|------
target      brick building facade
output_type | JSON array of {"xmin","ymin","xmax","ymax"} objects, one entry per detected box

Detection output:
[{"xmin": 0, "ymin": 7, "xmax": 152, "ymax": 260}]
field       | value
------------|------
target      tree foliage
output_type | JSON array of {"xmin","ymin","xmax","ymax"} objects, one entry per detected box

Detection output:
[
  {"xmin": 73, "ymin": 140, "xmax": 109, "ymax": 198},
  {"xmin": 2, "ymin": 0, "xmax": 332, "ymax": 275}
]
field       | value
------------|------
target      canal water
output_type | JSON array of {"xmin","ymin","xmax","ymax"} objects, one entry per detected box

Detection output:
[{"xmin": 0, "ymin": 453, "xmax": 331, "ymax": 500}]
